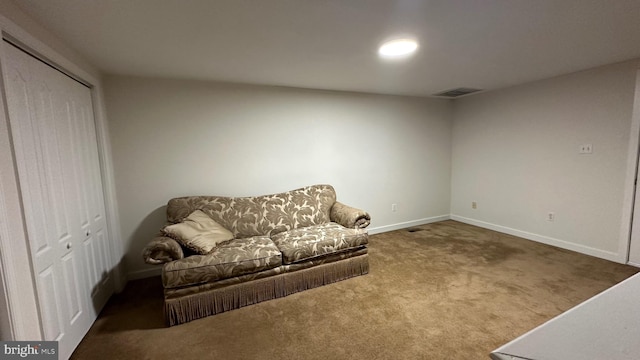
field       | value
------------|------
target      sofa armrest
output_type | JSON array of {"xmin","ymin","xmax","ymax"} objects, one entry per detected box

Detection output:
[
  {"xmin": 330, "ymin": 201, "xmax": 371, "ymax": 229},
  {"xmin": 142, "ymin": 236, "xmax": 184, "ymax": 265}
]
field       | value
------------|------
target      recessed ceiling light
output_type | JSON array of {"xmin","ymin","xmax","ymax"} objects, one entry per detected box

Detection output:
[{"xmin": 378, "ymin": 38, "xmax": 419, "ymax": 59}]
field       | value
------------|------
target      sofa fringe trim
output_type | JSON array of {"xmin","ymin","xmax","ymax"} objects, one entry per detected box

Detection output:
[{"xmin": 164, "ymin": 254, "xmax": 369, "ymax": 326}]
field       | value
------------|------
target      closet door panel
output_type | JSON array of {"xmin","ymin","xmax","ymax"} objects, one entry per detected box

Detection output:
[
  {"xmin": 33, "ymin": 80, "xmax": 70, "ymax": 244},
  {"xmin": 3, "ymin": 47, "xmax": 71, "ymax": 337},
  {"xmin": 4, "ymin": 65, "xmax": 51, "ymax": 255},
  {"xmin": 72, "ymin": 83, "xmax": 112, "ymax": 308},
  {"xmin": 38, "ymin": 268, "xmax": 63, "ymax": 340},
  {"xmin": 61, "ymin": 253, "xmax": 82, "ymax": 324},
  {"xmin": 29, "ymin": 48, "xmax": 90, "ymax": 333},
  {"xmin": 30, "ymin": 69, "xmax": 89, "ymax": 348}
]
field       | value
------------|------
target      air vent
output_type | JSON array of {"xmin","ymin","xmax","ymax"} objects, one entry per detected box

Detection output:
[
  {"xmin": 434, "ymin": 88, "xmax": 482, "ymax": 98},
  {"xmin": 407, "ymin": 228, "xmax": 424, "ymax": 233}
]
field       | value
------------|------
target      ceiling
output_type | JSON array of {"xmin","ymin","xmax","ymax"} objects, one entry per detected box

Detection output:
[{"xmin": 13, "ymin": 0, "xmax": 640, "ymax": 97}]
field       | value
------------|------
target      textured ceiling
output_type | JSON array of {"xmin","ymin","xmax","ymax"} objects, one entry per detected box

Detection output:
[{"xmin": 14, "ymin": 0, "xmax": 640, "ymax": 97}]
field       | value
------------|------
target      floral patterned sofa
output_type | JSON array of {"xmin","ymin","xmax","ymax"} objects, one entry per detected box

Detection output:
[{"xmin": 142, "ymin": 184, "xmax": 371, "ymax": 326}]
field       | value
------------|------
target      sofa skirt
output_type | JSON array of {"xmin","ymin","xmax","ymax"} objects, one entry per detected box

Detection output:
[{"xmin": 164, "ymin": 253, "xmax": 369, "ymax": 326}]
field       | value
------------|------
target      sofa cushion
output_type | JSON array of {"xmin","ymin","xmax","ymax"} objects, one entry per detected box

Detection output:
[
  {"xmin": 165, "ymin": 184, "xmax": 337, "ymax": 239},
  {"xmin": 162, "ymin": 210, "xmax": 234, "ymax": 254},
  {"xmin": 271, "ymin": 223, "xmax": 368, "ymax": 264},
  {"xmin": 162, "ymin": 236, "xmax": 282, "ymax": 289}
]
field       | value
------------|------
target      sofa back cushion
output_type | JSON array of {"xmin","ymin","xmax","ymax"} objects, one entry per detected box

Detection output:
[{"xmin": 166, "ymin": 184, "xmax": 337, "ymax": 239}]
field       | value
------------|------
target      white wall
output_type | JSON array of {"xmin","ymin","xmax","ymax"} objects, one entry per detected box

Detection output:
[
  {"xmin": 451, "ymin": 60, "xmax": 640, "ymax": 262},
  {"xmin": 104, "ymin": 76, "xmax": 453, "ymax": 278}
]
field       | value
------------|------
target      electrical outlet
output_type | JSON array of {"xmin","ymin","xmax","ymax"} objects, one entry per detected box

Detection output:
[
  {"xmin": 391, "ymin": 203, "xmax": 397, "ymax": 212},
  {"xmin": 579, "ymin": 144, "xmax": 593, "ymax": 154},
  {"xmin": 471, "ymin": 201, "xmax": 477, "ymax": 209},
  {"xmin": 547, "ymin": 212, "xmax": 555, "ymax": 222}
]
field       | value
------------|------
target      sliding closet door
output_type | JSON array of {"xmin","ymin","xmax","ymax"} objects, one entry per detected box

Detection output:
[{"xmin": 1, "ymin": 42, "xmax": 112, "ymax": 358}]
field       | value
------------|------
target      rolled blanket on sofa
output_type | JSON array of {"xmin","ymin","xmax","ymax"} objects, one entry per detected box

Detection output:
[
  {"xmin": 330, "ymin": 201, "xmax": 371, "ymax": 229},
  {"xmin": 143, "ymin": 236, "xmax": 185, "ymax": 264},
  {"xmin": 354, "ymin": 216, "xmax": 371, "ymax": 229}
]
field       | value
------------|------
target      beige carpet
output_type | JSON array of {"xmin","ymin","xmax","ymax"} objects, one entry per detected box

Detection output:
[{"xmin": 72, "ymin": 220, "xmax": 638, "ymax": 360}]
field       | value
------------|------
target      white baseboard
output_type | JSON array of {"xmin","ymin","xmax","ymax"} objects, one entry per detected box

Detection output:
[
  {"xmin": 627, "ymin": 261, "xmax": 640, "ymax": 268},
  {"xmin": 127, "ymin": 267, "xmax": 162, "ymax": 281},
  {"xmin": 450, "ymin": 214, "xmax": 623, "ymax": 263},
  {"xmin": 368, "ymin": 215, "xmax": 451, "ymax": 235}
]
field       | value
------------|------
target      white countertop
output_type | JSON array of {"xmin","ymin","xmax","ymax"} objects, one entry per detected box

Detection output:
[{"xmin": 491, "ymin": 272, "xmax": 640, "ymax": 360}]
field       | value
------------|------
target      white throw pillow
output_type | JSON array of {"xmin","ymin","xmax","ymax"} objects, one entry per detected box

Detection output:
[{"xmin": 162, "ymin": 210, "xmax": 234, "ymax": 254}]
